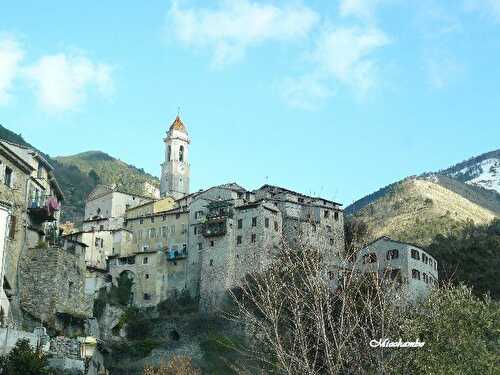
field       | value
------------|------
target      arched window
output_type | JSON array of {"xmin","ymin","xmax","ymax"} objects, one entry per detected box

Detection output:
[
  {"xmin": 167, "ymin": 146, "xmax": 171, "ymax": 161},
  {"xmin": 179, "ymin": 145, "xmax": 184, "ymax": 162}
]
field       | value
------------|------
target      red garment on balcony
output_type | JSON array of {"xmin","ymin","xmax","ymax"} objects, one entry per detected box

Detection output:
[{"xmin": 46, "ymin": 196, "xmax": 60, "ymax": 215}]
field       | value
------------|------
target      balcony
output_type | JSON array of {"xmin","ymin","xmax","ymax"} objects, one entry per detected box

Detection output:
[
  {"xmin": 167, "ymin": 248, "xmax": 188, "ymax": 261},
  {"xmin": 27, "ymin": 195, "xmax": 60, "ymax": 222},
  {"xmin": 202, "ymin": 218, "xmax": 227, "ymax": 237}
]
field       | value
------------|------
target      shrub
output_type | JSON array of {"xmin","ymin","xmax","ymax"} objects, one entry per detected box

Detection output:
[
  {"xmin": 125, "ymin": 307, "xmax": 153, "ymax": 340},
  {"xmin": 0, "ymin": 339, "xmax": 51, "ymax": 374}
]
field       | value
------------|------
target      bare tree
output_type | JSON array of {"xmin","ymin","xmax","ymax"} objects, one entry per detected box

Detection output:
[
  {"xmin": 227, "ymin": 236, "xmax": 410, "ymax": 375},
  {"xmin": 143, "ymin": 355, "xmax": 201, "ymax": 375}
]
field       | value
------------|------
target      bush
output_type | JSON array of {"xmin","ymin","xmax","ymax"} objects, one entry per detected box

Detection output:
[
  {"xmin": 124, "ymin": 307, "xmax": 153, "ymax": 340},
  {"xmin": 110, "ymin": 273, "xmax": 134, "ymax": 306},
  {"xmin": 0, "ymin": 339, "xmax": 51, "ymax": 374},
  {"xmin": 93, "ymin": 288, "xmax": 107, "ymax": 319}
]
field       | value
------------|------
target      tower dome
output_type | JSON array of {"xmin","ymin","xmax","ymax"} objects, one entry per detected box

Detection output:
[{"xmin": 169, "ymin": 115, "xmax": 187, "ymax": 133}]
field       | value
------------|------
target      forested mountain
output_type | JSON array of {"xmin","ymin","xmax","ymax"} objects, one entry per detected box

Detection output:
[{"xmin": 0, "ymin": 124, "xmax": 159, "ymax": 223}]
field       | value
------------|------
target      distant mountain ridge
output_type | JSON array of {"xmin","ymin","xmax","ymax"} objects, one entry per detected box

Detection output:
[{"xmin": 346, "ymin": 149, "xmax": 500, "ymax": 246}]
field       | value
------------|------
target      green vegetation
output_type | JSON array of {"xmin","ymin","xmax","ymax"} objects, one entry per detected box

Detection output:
[
  {"xmin": 400, "ymin": 285, "xmax": 500, "ymax": 374},
  {"xmin": 199, "ymin": 332, "xmax": 242, "ymax": 375},
  {"xmin": 110, "ymin": 272, "xmax": 134, "ymax": 306},
  {"xmin": 0, "ymin": 339, "xmax": 51, "ymax": 375},
  {"xmin": 0, "ymin": 123, "xmax": 159, "ymax": 223},
  {"xmin": 427, "ymin": 218, "xmax": 500, "ymax": 299},
  {"xmin": 157, "ymin": 290, "xmax": 199, "ymax": 316}
]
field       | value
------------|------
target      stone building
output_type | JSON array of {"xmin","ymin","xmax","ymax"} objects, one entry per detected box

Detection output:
[
  {"xmin": 18, "ymin": 238, "xmax": 93, "ymax": 329},
  {"xmin": 355, "ymin": 236, "xmax": 439, "ymax": 302},
  {"xmin": 0, "ymin": 139, "xmax": 64, "ymax": 322},
  {"xmin": 78, "ymin": 116, "xmax": 347, "ymax": 313}
]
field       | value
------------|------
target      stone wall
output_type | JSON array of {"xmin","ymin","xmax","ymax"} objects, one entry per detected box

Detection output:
[{"xmin": 19, "ymin": 246, "xmax": 93, "ymax": 326}]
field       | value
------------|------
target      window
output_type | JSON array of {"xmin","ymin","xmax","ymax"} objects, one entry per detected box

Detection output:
[
  {"xmin": 140, "ymin": 218, "xmax": 144, "ymax": 224},
  {"xmin": 179, "ymin": 145, "xmax": 184, "ymax": 162},
  {"xmin": 329, "ymin": 238, "xmax": 334, "ymax": 245},
  {"xmin": 195, "ymin": 211, "xmax": 203, "ymax": 219},
  {"xmin": 145, "ymin": 274, "xmax": 150, "ymax": 279},
  {"xmin": 143, "ymin": 257, "xmax": 149, "ymax": 264},
  {"xmin": 411, "ymin": 269, "xmax": 420, "ymax": 280},
  {"xmin": 411, "ymin": 249, "xmax": 420, "ymax": 260},
  {"xmin": 422, "ymin": 254, "xmax": 428, "ymax": 264},
  {"xmin": 312, "ymin": 224, "xmax": 317, "ymax": 232},
  {"xmin": 210, "ymin": 240, "xmax": 214, "ymax": 247},
  {"xmin": 176, "ymin": 213, "xmax": 180, "ymax": 219},
  {"xmin": 238, "ymin": 219, "xmax": 243, "ymax": 229},
  {"xmin": 150, "ymin": 228, "xmax": 156, "ymax": 238},
  {"xmin": 167, "ymin": 145, "xmax": 171, "ymax": 161},
  {"xmin": 100, "ymin": 239, "xmax": 104, "ymax": 248},
  {"xmin": 387, "ymin": 249, "xmax": 399, "ymax": 260},
  {"xmin": 274, "ymin": 221, "xmax": 279, "ymax": 231},
  {"xmin": 198, "ymin": 242, "xmax": 202, "ymax": 250},
  {"xmin": 4, "ymin": 167, "xmax": 12, "ymax": 187},
  {"xmin": 334, "ymin": 212, "xmax": 339, "ymax": 221},
  {"xmin": 237, "ymin": 236, "xmax": 242, "ymax": 245},
  {"xmin": 162, "ymin": 215, "xmax": 166, "ymax": 221},
  {"xmin": 95, "ymin": 238, "xmax": 100, "ymax": 247},
  {"xmin": 423, "ymin": 273, "xmax": 428, "ymax": 284},
  {"xmin": 171, "ymin": 225, "xmax": 175, "ymax": 233},
  {"xmin": 328, "ymin": 271, "xmax": 334, "ymax": 280},
  {"xmin": 194, "ymin": 226, "xmax": 197, "ymax": 235},
  {"xmin": 298, "ymin": 197, "xmax": 304, "ymax": 203},
  {"xmin": 389, "ymin": 268, "xmax": 402, "ymax": 282},
  {"xmin": 326, "ymin": 225, "xmax": 332, "ymax": 232},
  {"xmin": 324, "ymin": 210, "xmax": 330, "ymax": 218},
  {"xmin": 251, "ymin": 234, "xmax": 256, "ymax": 243},
  {"xmin": 209, "ymin": 259, "xmax": 213, "ymax": 266},
  {"xmin": 144, "ymin": 293, "xmax": 151, "ymax": 300},
  {"xmin": 363, "ymin": 253, "xmax": 377, "ymax": 264},
  {"xmin": 99, "ymin": 225, "xmax": 104, "ymax": 231},
  {"xmin": 162, "ymin": 226, "xmax": 168, "ymax": 238},
  {"xmin": 151, "ymin": 217, "xmax": 155, "ymax": 223},
  {"xmin": 252, "ymin": 217, "xmax": 257, "ymax": 227},
  {"xmin": 265, "ymin": 218, "xmax": 269, "ymax": 228},
  {"xmin": 8, "ymin": 215, "xmax": 16, "ymax": 240}
]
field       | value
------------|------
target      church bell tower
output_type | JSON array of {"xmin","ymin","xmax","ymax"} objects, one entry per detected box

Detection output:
[{"xmin": 160, "ymin": 116, "xmax": 190, "ymax": 199}]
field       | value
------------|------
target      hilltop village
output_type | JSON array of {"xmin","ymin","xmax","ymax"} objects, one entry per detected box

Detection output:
[{"xmin": 0, "ymin": 116, "xmax": 439, "ymax": 373}]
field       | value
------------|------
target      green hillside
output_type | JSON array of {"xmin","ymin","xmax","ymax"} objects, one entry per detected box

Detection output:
[
  {"xmin": 0, "ymin": 124, "xmax": 159, "ymax": 224},
  {"xmin": 55, "ymin": 151, "xmax": 159, "ymax": 197}
]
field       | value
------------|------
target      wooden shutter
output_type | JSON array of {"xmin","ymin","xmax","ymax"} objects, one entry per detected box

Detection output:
[{"xmin": 8, "ymin": 215, "xmax": 16, "ymax": 240}]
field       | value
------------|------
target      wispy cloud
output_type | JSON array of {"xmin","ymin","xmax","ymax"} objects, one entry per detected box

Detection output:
[
  {"xmin": 278, "ymin": 74, "xmax": 332, "ymax": 111},
  {"xmin": 24, "ymin": 52, "xmax": 113, "ymax": 114},
  {"xmin": 339, "ymin": 0, "xmax": 384, "ymax": 21},
  {"xmin": 425, "ymin": 53, "xmax": 463, "ymax": 89},
  {"xmin": 0, "ymin": 36, "xmax": 24, "ymax": 105},
  {"xmin": 167, "ymin": 0, "xmax": 319, "ymax": 67},
  {"xmin": 464, "ymin": 0, "xmax": 500, "ymax": 22},
  {"xmin": 312, "ymin": 26, "xmax": 389, "ymax": 94}
]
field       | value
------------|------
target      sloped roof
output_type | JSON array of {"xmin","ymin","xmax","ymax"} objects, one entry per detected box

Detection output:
[{"xmin": 169, "ymin": 116, "xmax": 187, "ymax": 133}]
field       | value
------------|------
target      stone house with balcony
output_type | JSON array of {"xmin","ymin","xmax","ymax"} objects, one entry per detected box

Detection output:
[
  {"xmin": 0, "ymin": 139, "xmax": 65, "ymax": 323},
  {"xmin": 355, "ymin": 236, "xmax": 439, "ymax": 302}
]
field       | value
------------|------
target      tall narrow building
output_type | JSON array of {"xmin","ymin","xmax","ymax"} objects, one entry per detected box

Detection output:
[{"xmin": 160, "ymin": 116, "xmax": 190, "ymax": 199}]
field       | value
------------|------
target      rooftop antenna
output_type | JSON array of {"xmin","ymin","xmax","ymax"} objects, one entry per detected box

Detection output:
[{"xmin": 177, "ymin": 106, "xmax": 181, "ymax": 117}]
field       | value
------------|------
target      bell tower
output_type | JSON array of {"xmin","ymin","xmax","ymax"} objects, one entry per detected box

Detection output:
[{"xmin": 160, "ymin": 116, "xmax": 190, "ymax": 199}]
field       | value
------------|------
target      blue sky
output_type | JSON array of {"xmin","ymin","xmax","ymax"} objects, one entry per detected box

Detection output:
[{"xmin": 1, "ymin": 0, "xmax": 499, "ymax": 206}]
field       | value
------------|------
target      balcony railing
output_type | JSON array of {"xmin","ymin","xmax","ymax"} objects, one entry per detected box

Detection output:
[
  {"xmin": 202, "ymin": 218, "xmax": 227, "ymax": 237},
  {"xmin": 27, "ymin": 195, "xmax": 60, "ymax": 222},
  {"xmin": 167, "ymin": 248, "xmax": 188, "ymax": 261}
]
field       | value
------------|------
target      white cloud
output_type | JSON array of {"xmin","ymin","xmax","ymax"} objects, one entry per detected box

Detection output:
[
  {"xmin": 425, "ymin": 54, "xmax": 463, "ymax": 89},
  {"xmin": 25, "ymin": 52, "xmax": 113, "ymax": 113},
  {"xmin": 339, "ymin": 0, "xmax": 383, "ymax": 21},
  {"xmin": 0, "ymin": 36, "xmax": 24, "ymax": 105},
  {"xmin": 168, "ymin": 0, "xmax": 319, "ymax": 67},
  {"xmin": 464, "ymin": 0, "xmax": 500, "ymax": 22},
  {"xmin": 278, "ymin": 74, "xmax": 332, "ymax": 110},
  {"xmin": 312, "ymin": 26, "xmax": 389, "ymax": 94}
]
